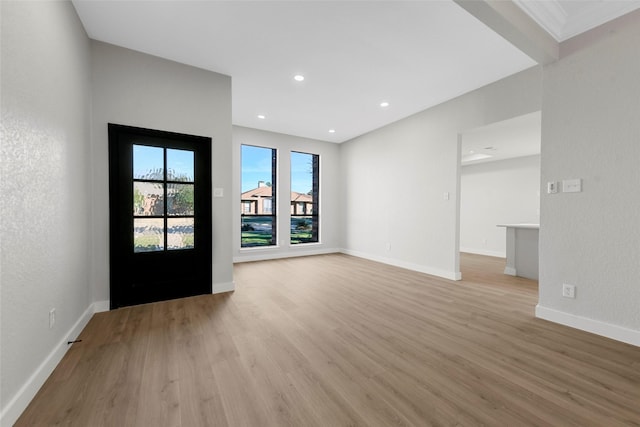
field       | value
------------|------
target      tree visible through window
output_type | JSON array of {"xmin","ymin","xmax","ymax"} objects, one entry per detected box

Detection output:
[
  {"xmin": 240, "ymin": 145, "xmax": 277, "ymax": 247},
  {"xmin": 291, "ymin": 151, "xmax": 319, "ymax": 244},
  {"xmin": 132, "ymin": 145, "xmax": 196, "ymax": 252}
]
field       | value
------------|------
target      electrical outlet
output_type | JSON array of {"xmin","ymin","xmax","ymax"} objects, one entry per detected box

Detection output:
[
  {"xmin": 49, "ymin": 308, "xmax": 56, "ymax": 329},
  {"xmin": 562, "ymin": 284, "xmax": 576, "ymax": 299}
]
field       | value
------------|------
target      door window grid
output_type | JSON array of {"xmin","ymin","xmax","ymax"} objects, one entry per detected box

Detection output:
[{"xmin": 133, "ymin": 145, "xmax": 195, "ymax": 252}]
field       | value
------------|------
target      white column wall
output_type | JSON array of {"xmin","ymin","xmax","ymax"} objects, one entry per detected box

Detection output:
[{"xmin": 538, "ymin": 15, "xmax": 640, "ymax": 345}]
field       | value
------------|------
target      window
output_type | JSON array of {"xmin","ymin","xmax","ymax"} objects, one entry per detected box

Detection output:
[
  {"xmin": 241, "ymin": 145, "xmax": 277, "ymax": 247},
  {"xmin": 263, "ymin": 198, "xmax": 272, "ymax": 214},
  {"xmin": 133, "ymin": 145, "xmax": 195, "ymax": 252},
  {"xmin": 291, "ymin": 151, "xmax": 319, "ymax": 244}
]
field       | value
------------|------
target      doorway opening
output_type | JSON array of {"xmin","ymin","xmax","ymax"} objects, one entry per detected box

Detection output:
[{"xmin": 456, "ymin": 111, "xmax": 541, "ymax": 280}]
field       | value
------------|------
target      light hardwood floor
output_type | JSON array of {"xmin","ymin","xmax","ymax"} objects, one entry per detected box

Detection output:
[{"xmin": 16, "ymin": 253, "xmax": 640, "ymax": 426}]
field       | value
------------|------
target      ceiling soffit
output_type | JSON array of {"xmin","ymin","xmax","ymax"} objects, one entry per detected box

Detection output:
[{"xmin": 513, "ymin": 0, "xmax": 640, "ymax": 42}]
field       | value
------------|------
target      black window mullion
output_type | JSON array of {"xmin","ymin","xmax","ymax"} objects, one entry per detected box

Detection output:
[
  {"xmin": 163, "ymin": 148, "xmax": 168, "ymax": 251},
  {"xmin": 271, "ymin": 148, "xmax": 277, "ymax": 246},
  {"xmin": 312, "ymin": 154, "xmax": 319, "ymax": 242}
]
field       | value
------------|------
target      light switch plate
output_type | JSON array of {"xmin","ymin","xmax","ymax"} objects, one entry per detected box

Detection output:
[
  {"xmin": 562, "ymin": 179, "xmax": 582, "ymax": 193},
  {"xmin": 547, "ymin": 181, "xmax": 558, "ymax": 194},
  {"xmin": 213, "ymin": 188, "xmax": 224, "ymax": 198}
]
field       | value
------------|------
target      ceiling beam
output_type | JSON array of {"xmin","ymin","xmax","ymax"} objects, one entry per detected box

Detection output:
[{"xmin": 453, "ymin": 0, "xmax": 559, "ymax": 65}]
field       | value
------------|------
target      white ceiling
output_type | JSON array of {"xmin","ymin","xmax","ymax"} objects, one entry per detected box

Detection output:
[
  {"xmin": 71, "ymin": 0, "xmax": 640, "ymax": 144},
  {"xmin": 461, "ymin": 111, "xmax": 541, "ymax": 165}
]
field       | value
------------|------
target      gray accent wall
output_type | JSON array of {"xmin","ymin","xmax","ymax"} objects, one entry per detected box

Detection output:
[{"xmin": 91, "ymin": 41, "xmax": 234, "ymax": 299}]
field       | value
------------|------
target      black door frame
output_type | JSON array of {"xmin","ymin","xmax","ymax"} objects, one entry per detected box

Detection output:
[{"xmin": 108, "ymin": 123, "xmax": 212, "ymax": 309}]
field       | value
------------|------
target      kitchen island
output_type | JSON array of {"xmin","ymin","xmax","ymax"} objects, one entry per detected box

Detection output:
[{"xmin": 496, "ymin": 223, "xmax": 539, "ymax": 281}]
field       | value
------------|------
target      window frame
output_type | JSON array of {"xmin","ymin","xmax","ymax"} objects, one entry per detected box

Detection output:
[
  {"xmin": 240, "ymin": 144, "xmax": 278, "ymax": 248},
  {"xmin": 290, "ymin": 150, "xmax": 319, "ymax": 245}
]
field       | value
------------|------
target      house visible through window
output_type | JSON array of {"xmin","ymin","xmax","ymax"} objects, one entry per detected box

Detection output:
[
  {"xmin": 133, "ymin": 145, "xmax": 196, "ymax": 252},
  {"xmin": 291, "ymin": 151, "xmax": 319, "ymax": 244},
  {"xmin": 263, "ymin": 198, "xmax": 272, "ymax": 214},
  {"xmin": 241, "ymin": 145, "xmax": 277, "ymax": 247}
]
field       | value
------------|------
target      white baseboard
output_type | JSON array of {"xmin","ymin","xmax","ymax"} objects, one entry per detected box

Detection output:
[
  {"xmin": 234, "ymin": 247, "xmax": 340, "ymax": 263},
  {"xmin": 341, "ymin": 249, "xmax": 461, "ymax": 281},
  {"xmin": 535, "ymin": 305, "xmax": 640, "ymax": 347},
  {"xmin": 504, "ymin": 266, "xmax": 517, "ymax": 276},
  {"xmin": 0, "ymin": 302, "xmax": 96, "ymax": 427},
  {"xmin": 213, "ymin": 281, "xmax": 235, "ymax": 294},
  {"xmin": 460, "ymin": 247, "xmax": 506, "ymax": 258},
  {"xmin": 92, "ymin": 300, "xmax": 110, "ymax": 313}
]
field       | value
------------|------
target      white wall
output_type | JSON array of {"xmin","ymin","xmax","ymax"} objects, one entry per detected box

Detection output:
[
  {"xmin": 233, "ymin": 126, "xmax": 341, "ymax": 262},
  {"xmin": 460, "ymin": 155, "xmax": 540, "ymax": 257},
  {"xmin": 91, "ymin": 41, "xmax": 234, "ymax": 300},
  {"xmin": 340, "ymin": 67, "xmax": 542, "ymax": 280},
  {"xmin": 538, "ymin": 14, "xmax": 640, "ymax": 345},
  {"xmin": 1, "ymin": 2, "xmax": 92, "ymax": 424}
]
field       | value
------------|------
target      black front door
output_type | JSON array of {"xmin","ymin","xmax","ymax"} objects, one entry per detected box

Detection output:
[{"xmin": 108, "ymin": 123, "xmax": 212, "ymax": 309}]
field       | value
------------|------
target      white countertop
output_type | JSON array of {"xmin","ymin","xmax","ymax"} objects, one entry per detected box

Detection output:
[{"xmin": 497, "ymin": 223, "xmax": 540, "ymax": 229}]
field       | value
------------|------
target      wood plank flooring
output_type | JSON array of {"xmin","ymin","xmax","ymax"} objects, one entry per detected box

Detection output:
[{"xmin": 16, "ymin": 253, "xmax": 640, "ymax": 426}]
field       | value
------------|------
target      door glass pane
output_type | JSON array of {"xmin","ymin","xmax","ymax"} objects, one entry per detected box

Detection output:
[
  {"xmin": 167, "ymin": 218, "xmax": 194, "ymax": 250},
  {"xmin": 133, "ymin": 182, "xmax": 164, "ymax": 216},
  {"xmin": 167, "ymin": 183, "xmax": 194, "ymax": 216},
  {"xmin": 132, "ymin": 145, "xmax": 196, "ymax": 252},
  {"xmin": 134, "ymin": 218, "xmax": 165, "ymax": 252},
  {"xmin": 167, "ymin": 148, "xmax": 194, "ymax": 182},
  {"xmin": 134, "ymin": 145, "xmax": 164, "ymax": 180}
]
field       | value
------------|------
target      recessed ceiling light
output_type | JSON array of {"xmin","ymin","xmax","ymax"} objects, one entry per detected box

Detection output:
[
  {"xmin": 461, "ymin": 153, "xmax": 493, "ymax": 163},
  {"xmin": 380, "ymin": 101, "xmax": 390, "ymax": 108},
  {"xmin": 294, "ymin": 74, "xmax": 305, "ymax": 82},
  {"xmin": 257, "ymin": 114, "xmax": 265, "ymax": 119},
  {"xmin": 328, "ymin": 129, "xmax": 336, "ymax": 133}
]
